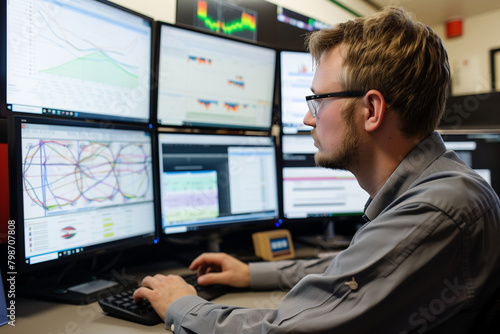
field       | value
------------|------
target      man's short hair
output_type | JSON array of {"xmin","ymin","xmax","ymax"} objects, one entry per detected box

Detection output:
[{"xmin": 306, "ymin": 6, "xmax": 450, "ymax": 138}]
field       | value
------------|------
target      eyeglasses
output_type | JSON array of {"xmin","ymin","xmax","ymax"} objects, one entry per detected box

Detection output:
[{"xmin": 305, "ymin": 91, "xmax": 366, "ymax": 118}]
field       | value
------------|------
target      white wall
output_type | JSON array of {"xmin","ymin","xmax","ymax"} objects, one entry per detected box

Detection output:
[
  {"xmin": 109, "ymin": 0, "xmax": 375, "ymax": 26},
  {"xmin": 432, "ymin": 9, "xmax": 500, "ymax": 96},
  {"xmin": 109, "ymin": 0, "xmax": 177, "ymax": 23}
]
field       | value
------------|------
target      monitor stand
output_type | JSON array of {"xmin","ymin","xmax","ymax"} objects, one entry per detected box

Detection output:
[
  {"xmin": 296, "ymin": 219, "xmax": 352, "ymax": 249},
  {"xmin": 19, "ymin": 255, "xmax": 138, "ymax": 305},
  {"xmin": 205, "ymin": 232, "xmax": 222, "ymax": 253},
  {"xmin": 169, "ymin": 232, "xmax": 224, "ymax": 265}
]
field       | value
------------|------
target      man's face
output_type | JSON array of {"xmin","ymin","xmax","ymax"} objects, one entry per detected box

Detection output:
[{"xmin": 306, "ymin": 47, "xmax": 361, "ymax": 171}]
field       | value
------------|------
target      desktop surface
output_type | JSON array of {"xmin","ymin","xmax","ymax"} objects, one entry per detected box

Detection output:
[{"xmin": 6, "ymin": 259, "xmax": 288, "ymax": 333}]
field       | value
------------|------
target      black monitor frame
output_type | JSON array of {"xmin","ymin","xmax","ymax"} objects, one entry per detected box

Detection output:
[
  {"xmin": 1, "ymin": 0, "xmax": 155, "ymax": 124},
  {"xmin": 8, "ymin": 116, "xmax": 158, "ymax": 276},
  {"xmin": 438, "ymin": 128, "xmax": 500, "ymax": 196},
  {"xmin": 153, "ymin": 21, "xmax": 279, "ymax": 132},
  {"xmin": 277, "ymin": 132, "xmax": 368, "ymax": 245},
  {"xmin": 156, "ymin": 129, "xmax": 281, "ymax": 252}
]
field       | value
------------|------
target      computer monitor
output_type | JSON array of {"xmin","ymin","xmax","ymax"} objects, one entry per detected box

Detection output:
[
  {"xmin": 157, "ymin": 131, "xmax": 279, "ymax": 251},
  {"xmin": 3, "ymin": 0, "xmax": 153, "ymax": 123},
  {"xmin": 8, "ymin": 116, "xmax": 156, "ymax": 303},
  {"xmin": 439, "ymin": 129, "xmax": 500, "ymax": 196},
  {"xmin": 281, "ymin": 134, "xmax": 368, "ymax": 219},
  {"xmin": 280, "ymin": 50, "xmax": 314, "ymax": 134},
  {"xmin": 280, "ymin": 134, "xmax": 369, "ymax": 246},
  {"xmin": 155, "ymin": 22, "xmax": 277, "ymax": 131}
]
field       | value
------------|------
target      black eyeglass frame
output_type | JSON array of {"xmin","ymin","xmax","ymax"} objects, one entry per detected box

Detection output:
[{"xmin": 305, "ymin": 91, "xmax": 366, "ymax": 117}]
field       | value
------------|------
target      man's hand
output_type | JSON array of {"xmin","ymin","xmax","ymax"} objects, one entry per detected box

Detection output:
[
  {"xmin": 189, "ymin": 252, "xmax": 251, "ymax": 288},
  {"xmin": 133, "ymin": 274, "xmax": 197, "ymax": 321}
]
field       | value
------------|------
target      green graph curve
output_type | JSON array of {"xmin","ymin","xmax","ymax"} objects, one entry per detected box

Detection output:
[{"xmin": 41, "ymin": 51, "xmax": 139, "ymax": 88}]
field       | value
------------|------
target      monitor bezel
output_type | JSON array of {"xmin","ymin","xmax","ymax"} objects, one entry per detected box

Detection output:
[
  {"xmin": 1, "ymin": 0, "xmax": 155, "ymax": 125},
  {"xmin": 153, "ymin": 21, "xmax": 279, "ymax": 132},
  {"xmin": 156, "ymin": 129, "xmax": 281, "ymax": 244},
  {"xmin": 8, "ymin": 115, "xmax": 158, "ymax": 274},
  {"xmin": 437, "ymin": 128, "xmax": 500, "ymax": 135}
]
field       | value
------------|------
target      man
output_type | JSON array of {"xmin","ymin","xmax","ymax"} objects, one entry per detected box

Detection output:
[{"xmin": 134, "ymin": 7, "xmax": 500, "ymax": 333}]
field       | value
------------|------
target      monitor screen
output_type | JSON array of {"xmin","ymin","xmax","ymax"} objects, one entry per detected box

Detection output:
[
  {"xmin": 156, "ymin": 23, "xmax": 277, "ymax": 131},
  {"xmin": 158, "ymin": 132, "xmax": 279, "ymax": 235},
  {"xmin": 281, "ymin": 134, "xmax": 369, "ymax": 220},
  {"xmin": 3, "ymin": 0, "xmax": 153, "ymax": 123},
  {"xmin": 280, "ymin": 50, "xmax": 314, "ymax": 134},
  {"xmin": 440, "ymin": 130, "xmax": 500, "ymax": 196},
  {"xmin": 8, "ymin": 116, "xmax": 156, "ymax": 272}
]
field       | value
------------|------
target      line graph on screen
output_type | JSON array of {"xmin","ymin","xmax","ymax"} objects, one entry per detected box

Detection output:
[
  {"xmin": 7, "ymin": 0, "xmax": 152, "ymax": 120},
  {"xmin": 36, "ymin": 2, "xmax": 141, "ymax": 87}
]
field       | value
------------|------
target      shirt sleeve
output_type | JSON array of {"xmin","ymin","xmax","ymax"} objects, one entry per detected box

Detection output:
[
  {"xmin": 249, "ymin": 256, "xmax": 335, "ymax": 290},
  {"xmin": 164, "ymin": 203, "xmax": 470, "ymax": 334}
]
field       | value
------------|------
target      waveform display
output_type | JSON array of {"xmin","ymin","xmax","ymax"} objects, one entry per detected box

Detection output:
[
  {"xmin": 196, "ymin": 0, "xmax": 257, "ymax": 38},
  {"xmin": 223, "ymin": 102, "xmax": 240, "ymax": 112},
  {"xmin": 23, "ymin": 140, "xmax": 152, "ymax": 215},
  {"xmin": 166, "ymin": 189, "xmax": 218, "ymax": 207},
  {"xmin": 198, "ymin": 99, "xmax": 218, "ymax": 109},
  {"xmin": 188, "ymin": 55, "xmax": 213, "ymax": 65},
  {"xmin": 163, "ymin": 170, "xmax": 219, "ymax": 223}
]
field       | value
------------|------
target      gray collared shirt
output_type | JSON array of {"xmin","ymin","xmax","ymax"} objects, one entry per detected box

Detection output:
[{"xmin": 165, "ymin": 132, "xmax": 500, "ymax": 333}]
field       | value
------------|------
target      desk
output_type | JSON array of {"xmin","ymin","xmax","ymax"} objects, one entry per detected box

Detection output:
[{"xmin": 3, "ymin": 261, "xmax": 288, "ymax": 334}]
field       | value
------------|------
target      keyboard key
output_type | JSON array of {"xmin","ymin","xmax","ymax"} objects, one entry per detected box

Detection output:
[{"xmin": 98, "ymin": 273, "xmax": 234, "ymax": 325}]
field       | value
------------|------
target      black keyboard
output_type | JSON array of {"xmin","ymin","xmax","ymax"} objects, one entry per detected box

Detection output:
[
  {"xmin": 182, "ymin": 273, "xmax": 235, "ymax": 301},
  {"xmin": 98, "ymin": 273, "xmax": 233, "ymax": 325},
  {"xmin": 99, "ymin": 288, "xmax": 162, "ymax": 325}
]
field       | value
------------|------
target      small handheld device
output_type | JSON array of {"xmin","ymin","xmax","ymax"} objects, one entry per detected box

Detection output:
[{"xmin": 252, "ymin": 230, "xmax": 295, "ymax": 261}]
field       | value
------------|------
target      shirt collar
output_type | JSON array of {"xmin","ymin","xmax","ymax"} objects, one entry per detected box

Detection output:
[{"xmin": 363, "ymin": 131, "xmax": 447, "ymax": 221}]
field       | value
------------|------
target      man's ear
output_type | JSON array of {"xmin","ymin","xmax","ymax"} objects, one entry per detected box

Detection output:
[{"xmin": 362, "ymin": 90, "xmax": 387, "ymax": 132}]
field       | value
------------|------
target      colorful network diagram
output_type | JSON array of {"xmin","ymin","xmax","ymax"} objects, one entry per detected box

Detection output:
[
  {"xmin": 22, "ymin": 140, "xmax": 152, "ymax": 216},
  {"xmin": 196, "ymin": 0, "xmax": 257, "ymax": 40}
]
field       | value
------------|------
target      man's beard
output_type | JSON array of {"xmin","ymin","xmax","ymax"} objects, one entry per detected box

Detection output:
[{"xmin": 314, "ymin": 101, "xmax": 360, "ymax": 171}]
